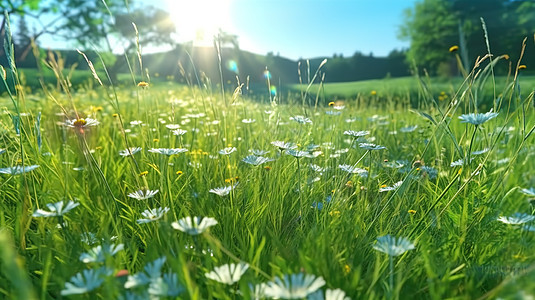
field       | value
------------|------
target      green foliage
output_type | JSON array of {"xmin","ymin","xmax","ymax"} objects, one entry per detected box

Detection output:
[
  {"xmin": 399, "ymin": 0, "xmax": 458, "ymax": 73},
  {"xmin": 400, "ymin": 0, "xmax": 535, "ymax": 74},
  {"xmin": 1, "ymin": 4, "xmax": 535, "ymax": 299},
  {"xmin": 114, "ymin": 7, "xmax": 175, "ymax": 49},
  {"xmin": 1, "ymin": 44, "xmax": 535, "ymax": 298}
]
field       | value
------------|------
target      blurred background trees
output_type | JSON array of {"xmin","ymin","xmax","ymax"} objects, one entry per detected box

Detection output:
[
  {"xmin": 400, "ymin": 0, "xmax": 535, "ymax": 76},
  {"xmin": 1, "ymin": 0, "xmax": 534, "ymax": 84},
  {"xmin": 1, "ymin": 0, "xmax": 175, "ymax": 82}
]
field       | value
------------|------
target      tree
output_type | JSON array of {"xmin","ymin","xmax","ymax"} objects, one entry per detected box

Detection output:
[
  {"xmin": 14, "ymin": 15, "xmax": 30, "ymax": 47},
  {"xmin": 215, "ymin": 29, "xmax": 239, "ymax": 51},
  {"xmin": 399, "ymin": 0, "xmax": 535, "ymax": 75},
  {"xmin": 106, "ymin": 7, "xmax": 176, "ymax": 80},
  {"xmin": 1, "ymin": 0, "xmax": 60, "ymax": 59},
  {"xmin": 398, "ymin": 0, "xmax": 458, "ymax": 74},
  {"xmin": 1, "ymin": 0, "xmax": 176, "ymax": 82}
]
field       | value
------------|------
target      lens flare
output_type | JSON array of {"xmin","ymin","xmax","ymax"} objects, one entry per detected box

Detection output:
[
  {"xmin": 227, "ymin": 60, "xmax": 239, "ymax": 73},
  {"xmin": 270, "ymin": 85, "xmax": 277, "ymax": 96},
  {"xmin": 263, "ymin": 70, "xmax": 272, "ymax": 80}
]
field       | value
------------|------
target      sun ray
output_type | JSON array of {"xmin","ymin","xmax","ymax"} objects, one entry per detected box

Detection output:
[{"xmin": 165, "ymin": 0, "xmax": 232, "ymax": 46}]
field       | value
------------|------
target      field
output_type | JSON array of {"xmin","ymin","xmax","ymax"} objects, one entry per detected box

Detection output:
[{"xmin": 1, "ymin": 51, "xmax": 535, "ymax": 300}]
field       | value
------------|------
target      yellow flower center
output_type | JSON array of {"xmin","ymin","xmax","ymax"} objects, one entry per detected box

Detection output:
[{"xmin": 73, "ymin": 119, "xmax": 87, "ymax": 127}]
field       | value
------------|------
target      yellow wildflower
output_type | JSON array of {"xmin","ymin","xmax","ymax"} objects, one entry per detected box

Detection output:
[
  {"xmin": 329, "ymin": 210, "xmax": 340, "ymax": 217},
  {"xmin": 137, "ymin": 81, "xmax": 149, "ymax": 87},
  {"xmin": 449, "ymin": 45, "xmax": 459, "ymax": 52}
]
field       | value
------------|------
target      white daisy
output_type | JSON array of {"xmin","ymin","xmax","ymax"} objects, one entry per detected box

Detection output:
[
  {"xmin": 171, "ymin": 216, "xmax": 218, "ymax": 235},
  {"xmin": 148, "ymin": 148, "xmax": 188, "ymax": 155},
  {"xmin": 497, "ymin": 213, "xmax": 535, "ymax": 225},
  {"xmin": 61, "ymin": 267, "xmax": 112, "ymax": 296},
  {"xmin": 137, "ymin": 207, "xmax": 170, "ymax": 224},
  {"xmin": 209, "ymin": 184, "xmax": 237, "ymax": 197},
  {"xmin": 32, "ymin": 200, "xmax": 79, "ymax": 217},
  {"xmin": 219, "ymin": 147, "xmax": 237, "ymax": 155},
  {"xmin": 64, "ymin": 118, "xmax": 100, "ymax": 128},
  {"xmin": 373, "ymin": 235, "xmax": 415, "ymax": 257},
  {"xmin": 290, "ymin": 115, "xmax": 312, "ymax": 124},
  {"xmin": 242, "ymin": 155, "xmax": 274, "ymax": 166},
  {"xmin": 119, "ymin": 147, "xmax": 142, "ymax": 156},
  {"xmin": 264, "ymin": 273, "xmax": 326, "ymax": 299},
  {"xmin": 79, "ymin": 243, "xmax": 124, "ymax": 263},
  {"xmin": 172, "ymin": 129, "xmax": 188, "ymax": 136},
  {"xmin": 0, "ymin": 165, "xmax": 40, "ymax": 175},
  {"xmin": 459, "ymin": 111, "xmax": 498, "ymax": 125},
  {"xmin": 205, "ymin": 262, "xmax": 249, "ymax": 285},
  {"xmin": 127, "ymin": 189, "xmax": 159, "ymax": 200}
]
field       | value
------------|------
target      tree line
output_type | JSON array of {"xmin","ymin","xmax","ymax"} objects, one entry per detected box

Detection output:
[{"xmin": 2, "ymin": 0, "xmax": 533, "ymax": 86}]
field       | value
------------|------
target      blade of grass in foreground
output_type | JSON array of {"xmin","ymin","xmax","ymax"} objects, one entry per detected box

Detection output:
[{"xmin": 0, "ymin": 230, "xmax": 36, "ymax": 300}]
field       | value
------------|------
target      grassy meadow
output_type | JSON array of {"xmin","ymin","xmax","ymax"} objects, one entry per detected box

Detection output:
[{"xmin": 1, "ymin": 41, "xmax": 535, "ymax": 300}]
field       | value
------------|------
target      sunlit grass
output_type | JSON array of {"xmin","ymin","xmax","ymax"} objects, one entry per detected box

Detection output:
[{"xmin": 1, "ymin": 17, "xmax": 535, "ymax": 300}]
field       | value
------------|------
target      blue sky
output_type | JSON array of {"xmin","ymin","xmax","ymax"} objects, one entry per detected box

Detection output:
[
  {"xmin": 34, "ymin": 0, "xmax": 417, "ymax": 60},
  {"xmin": 223, "ymin": 0, "xmax": 416, "ymax": 59}
]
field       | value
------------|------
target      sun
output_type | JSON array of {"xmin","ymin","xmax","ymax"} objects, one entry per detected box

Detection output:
[{"xmin": 165, "ymin": 0, "xmax": 233, "ymax": 46}]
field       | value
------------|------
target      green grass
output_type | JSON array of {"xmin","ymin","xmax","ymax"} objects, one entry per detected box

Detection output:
[
  {"xmin": 1, "ymin": 41, "xmax": 535, "ymax": 300},
  {"xmin": 287, "ymin": 75, "xmax": 535, "ymax": 108}
]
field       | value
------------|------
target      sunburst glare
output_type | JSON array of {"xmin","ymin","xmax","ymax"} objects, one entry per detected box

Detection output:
[{"xmin": 165, "ymin": 0, "xmax": 233, "ymax": 46}]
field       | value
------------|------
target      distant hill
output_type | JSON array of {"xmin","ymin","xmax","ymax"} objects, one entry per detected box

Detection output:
[{"xmin": 1, "ymin": 44, "xmax": 410, "ymax": 87}]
